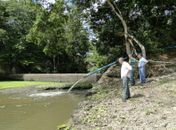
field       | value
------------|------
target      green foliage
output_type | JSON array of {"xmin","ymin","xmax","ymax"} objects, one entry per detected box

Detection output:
[
  {"xmin": 75, "ymin": 0, "xmax": 176, "ymax": 58},
  {"xmin": 86, "ymin": 44, "xmax": 108, "ymax": 71},
  {"xmin": 0, "ymin": 0, "xmax": 90, "ymax": 73},
  {"xmin": 27, "ymin": 1, "xmax": 67, "ymax": 56},
  {"xmin": 27, "ymin": 1, "xmax": 89, "ymax": 72},
  {"xmin": 57, "ymin": 124, "xmax": 70, "ymax": 130},
  {"xmin": 90, "ymin": 89, "xmax": 108, "ymax": 101},
  {"xmin": 0, "ymin": 0, "xmax": 176, "ymax": 73},
  {"xmin": 0, "ymin": 81, "xmax": 65, "ymax": 89},
  {"xmin": 0, "ymin": 0, "xmax": 47, "ymax": 73}
]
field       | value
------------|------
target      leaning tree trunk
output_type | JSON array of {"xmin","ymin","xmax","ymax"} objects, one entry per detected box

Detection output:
[
  {"xmin": 107, "ymin": 0, "xmax": 131, "ymax": 55},
  {"xmin": 127, "ymin": 34, "xmax": 146, "ymax": 58},
  {"xmin": 107, "ymin": 0, "xmax": 146, "ymax": 58},
  {"xmin": 128, "ymin": 38, "xmax": 138, "ymax": 56}
]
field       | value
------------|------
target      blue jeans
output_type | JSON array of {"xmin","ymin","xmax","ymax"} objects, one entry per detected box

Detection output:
[
  {"xmin": 122, "ymin": 77, "xmax": 130, "ymax": 101},
  {"xmin": 139, "ymin": 66, "xmax": 146, "ymax": 83}
]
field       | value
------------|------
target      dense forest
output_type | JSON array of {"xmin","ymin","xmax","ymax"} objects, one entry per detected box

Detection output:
[{"xmin": 0, "ymin": 0, "xmax": 176, "ymax": 73}]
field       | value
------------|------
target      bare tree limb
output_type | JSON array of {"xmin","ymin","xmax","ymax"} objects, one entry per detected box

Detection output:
[
  {"xmin": 107, "ymin": 0, "xmax": 147, "ymax": 58},
  {"xmin": 107, "ymin": 0, "xmax": 131, "ymax": 55},
  {"xmin": 128, "ymin": 38, "xmax": 137, "ymax": 56},
  {"xmin": 148, "ymin": 60, "xmax": 176, "ymax": 64},
  {"xmin": 112, "ymin": 1, "xmax": 122, "ymax": 16},
  {"xmin": 127, "ymin": 33, "xmax": 146, "ymax": 58}
]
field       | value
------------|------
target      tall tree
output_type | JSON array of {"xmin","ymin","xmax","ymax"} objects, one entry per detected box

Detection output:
[
  {"xmin": 74, "ymin": 0, "xmax": 176, "ymax": 59},
  {"xmin": 27, "ymin": 0, "xmax": 89, "ymax": 72},
  {"xmin": 0, "ymin": 0, "xmax": 40, "ymax": 73}
]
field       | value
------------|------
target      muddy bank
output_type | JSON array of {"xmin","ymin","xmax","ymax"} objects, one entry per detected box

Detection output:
[{"xmin": 69, "ymin": 73, "xmax": 176, "ymax": 130}]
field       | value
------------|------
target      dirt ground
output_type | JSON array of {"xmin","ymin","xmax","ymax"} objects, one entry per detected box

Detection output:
[{"xmin": 70, "ymin": 73, "xmax": 176, "ymax": 130}]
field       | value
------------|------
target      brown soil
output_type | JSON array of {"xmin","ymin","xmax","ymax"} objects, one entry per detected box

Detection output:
[{"xmin": 70, "ymin": 73, "xmax": 176, "ymax": 130}]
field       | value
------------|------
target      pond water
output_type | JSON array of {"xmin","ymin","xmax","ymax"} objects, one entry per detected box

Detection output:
[{"xmin": 0, "ymin": 88, "xmax": 82, "ymax": 130}]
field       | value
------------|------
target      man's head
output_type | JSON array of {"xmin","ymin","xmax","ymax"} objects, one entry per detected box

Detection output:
[
  {"xmin": 118, "ymin": 57, "xmax": 124, "ymax": 64},
  {"xmin": 128, "ymin": 54, "xmax": 132, "ymax": 58},
  {"xmin": 137, "ymin": 53, "xmax": 142, "ymax": 59}
]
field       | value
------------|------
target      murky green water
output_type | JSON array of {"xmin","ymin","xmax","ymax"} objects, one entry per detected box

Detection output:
[{"xmin": 0, "ymin": 89, "xmax": 82, "ymax": 130}]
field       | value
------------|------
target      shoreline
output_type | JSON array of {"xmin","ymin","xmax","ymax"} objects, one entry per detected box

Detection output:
[{"xmin": 68, "ymin": 73, "xmax": 176, "ymax": 130}]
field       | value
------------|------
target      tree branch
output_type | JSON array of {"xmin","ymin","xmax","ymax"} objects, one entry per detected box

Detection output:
[
  {"xmin": 128, "ymin": 38, "xmax": 137, "ymax": 55},
  {"xmin": 112, "ymin": 1, "xmax": 122, "ymax": 16},
  {"xmin": 148, "ymin": 60, "xmax": 176, "ymax": 64},
  {"xmin": 107, "ymin": 0, "xmax": 131, "ymax": 55},
  {"xmin": 127, "ymin": 33, "xmax": 146, "ymax": 58},
  {"xmin": 107, "ymin": 0, "xmax": 146, "ymax": 58}
]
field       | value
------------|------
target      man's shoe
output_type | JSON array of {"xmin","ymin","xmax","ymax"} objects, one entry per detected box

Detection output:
[
  {"xmin": 122, "ymin": 100, "xmax": 126, "ymax": 102},
  {"xmin": 131, "ymin": 83, "xmax": 135, "ymax": 86},
  {"xmin": 122, "ymin": 98, "xmax": 127, "ymax": 102}
]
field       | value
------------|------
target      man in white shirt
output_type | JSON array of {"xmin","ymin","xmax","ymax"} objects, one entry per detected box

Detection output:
[
  {"xmin": 137, "ymin": 53, "xmax": 148, "ymax": 84},
  {"xmin": 118, "ymin": 57, "xmax": 132, "ymax": 102}
]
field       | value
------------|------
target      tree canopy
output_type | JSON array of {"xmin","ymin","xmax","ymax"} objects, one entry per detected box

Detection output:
[
  {"xmin": 75, "ymin": 0, "xmax": 176, "ymax": 58},
  {"xmin": 0, "ymin": 0, "xmax": 175, "ymax": 73}
]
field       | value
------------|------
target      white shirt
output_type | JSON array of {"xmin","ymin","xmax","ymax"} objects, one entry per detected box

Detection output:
[
  {"xmin": 121, "ymin": 62, "xmax": 132, "ymax": 79},
  {"xmin": 138, "ymin": 57, "xmax": 148, "ymax": 68}
]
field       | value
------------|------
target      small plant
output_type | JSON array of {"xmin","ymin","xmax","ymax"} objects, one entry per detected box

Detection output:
[
  {"xmin": 144, "ymin": 109, "xmax": 156, "ymax": 115},
  {"xmin": 57, "ymin": 124, "xmax": 70, "ymax": 130},
  {"xmin": 83, "ymin": 105, "xmax": 107, "ymax": 124},
  {"xmin": 159, "ymin": 79, "xmax": 169, "ymax": 85}
]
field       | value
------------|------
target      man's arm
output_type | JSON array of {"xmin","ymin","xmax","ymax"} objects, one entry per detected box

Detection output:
[
  {"xmin": 126, "ymin": 62, "xmax": 132, "ymax": 70},
  {"xmin": 126, "ymin": 62, "xmax": 132, "ymax": 77},
  {"xmin": 142, "ymin": 58, "xmax": 148, "ymax": 65},
  {"xmin": 134, "ymin": 58, "xmax": 139, "ymax": 63},
  {"xmin": 131, "ymin": 58, "xmax": 138, "ymax": 64}
]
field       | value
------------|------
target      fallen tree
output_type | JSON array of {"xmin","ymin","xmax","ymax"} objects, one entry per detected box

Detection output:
[{"xmin": 98, "ymin": 59, "xmax": 176, "ymax": 86}]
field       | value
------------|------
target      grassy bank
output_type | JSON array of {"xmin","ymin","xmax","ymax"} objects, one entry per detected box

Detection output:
[
  {"xmin": 0, "ymin": 81, "xmax": 93, "ymax": 90},
  {"xmin": 0, "ymin": 81, "xmax": 66, "ymax": 89}
]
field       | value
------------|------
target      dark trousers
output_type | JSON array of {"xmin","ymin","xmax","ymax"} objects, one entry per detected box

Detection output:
[
  {"xmin": 122, "ymin": 77, "xmax": 130, "ymax": 101},
  {"xmin": 130, "ymin": 68, "xmax": 135, "ymax": 85}
]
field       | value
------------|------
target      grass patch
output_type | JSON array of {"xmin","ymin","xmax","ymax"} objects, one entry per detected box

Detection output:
[
  {"xmin": 159, "ymin": 79, "xmax": 169, "ymax": 85},
  {"xmin": 57, "ymin": 124, "xmax": 71, "ymax": 130},
  {"xmin": 0, "ymin": 81, "xmax": 66, "ymax": 89},
  {"xmin": 143, "ymin": 108, "xmax": 157, "ymax": 115},
  {"xmin": 83, "ymin": 105, "xmax": 107, "ymax": 124},
  {"xmin": 160, "ymin": 80, "xmax": 176, "ymax": 94},
  {"xmin": 90, "ymin": 90, "xmax": 108, "ymax": 100}
]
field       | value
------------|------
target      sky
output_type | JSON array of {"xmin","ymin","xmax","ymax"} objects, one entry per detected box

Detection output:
[{"xmin": 47, "ymin": 0, "xmax": 55, "ymax": 3}]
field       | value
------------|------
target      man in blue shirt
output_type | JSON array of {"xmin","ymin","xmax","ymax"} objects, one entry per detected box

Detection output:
[{"xmin": 137, "ymin": 53, "xmax": 148, "ymax": 84}]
